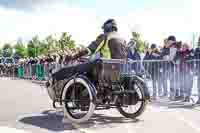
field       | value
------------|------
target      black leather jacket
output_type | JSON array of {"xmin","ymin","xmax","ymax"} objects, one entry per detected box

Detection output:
[{"xmin": 87, "ymin": 32, "xmax": 127, "ymax": 59}]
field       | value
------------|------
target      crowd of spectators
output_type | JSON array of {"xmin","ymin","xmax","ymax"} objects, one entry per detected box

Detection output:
[
  {"xmin": 15, "ymin": 35, "xmax": 200, "ymax": 103},
  {"xmin": 127, "ymin": 35, "xmax": 200, "ymax": 103}
]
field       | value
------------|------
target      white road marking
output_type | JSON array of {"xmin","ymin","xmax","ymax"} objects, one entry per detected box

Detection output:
[
  {"xmin": 0, "ymin": 77, "xmax": 11, "ymax": 80},
  {"xmin": 172, "ymin": 111, "xmax": 200, "ymax": 133},
  {"xmin": 148, "ymin": 106, "xmax": 178, "ymax": 112},
  {"xmin": 149, "ymin": 105, "xmax": 200, "ymax": 133},
  {"xmin": 72, "ymin": 123, "xmax": 95, "ymax": 133},
  {"xmin": 0, "ymin": 126, "xmax": 31, "ymax": 133},
  {"xmin": 72, "ymin": 122, "xmax": 137, "ymax": 133}
]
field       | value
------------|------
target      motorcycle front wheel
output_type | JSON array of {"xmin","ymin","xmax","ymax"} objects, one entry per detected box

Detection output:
[{"xmin": 62, "ymin": 77, "xmax": 96, "ymax": 123}]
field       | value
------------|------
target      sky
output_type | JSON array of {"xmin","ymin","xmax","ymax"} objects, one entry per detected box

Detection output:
[{"xmin": 0, "ymin": 0, "xmax": 200, "ymax": 47}]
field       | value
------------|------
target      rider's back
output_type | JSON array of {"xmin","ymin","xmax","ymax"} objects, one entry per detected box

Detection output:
[
  {"xmin": 87, "ymin": 32, "xmax": 127, "ymax": 60},
  {"xmin": 107, "ymin": 32, "xmax": 127, "ymax": 59}
]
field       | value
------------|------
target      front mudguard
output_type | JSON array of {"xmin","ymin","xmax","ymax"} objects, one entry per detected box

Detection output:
[
  {"xmin": 60, "ymin": 74, "xmax": 97, "ymax": 105},
  {"xmin": 78, "ymin": 75, "xmax": 97, "ymax": 103},
  {"xmin": 131, "ymin": 75, "xmax": 150, "ymax": 100}
]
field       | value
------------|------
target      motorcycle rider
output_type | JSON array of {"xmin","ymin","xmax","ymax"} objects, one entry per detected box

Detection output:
[
  {"xmin": 73, "ymin": 18, "xmax": 127, "ymax": 60},
  {"xmin": 50, "ymin": 19, "xmax": 127, "ymax": 82}
]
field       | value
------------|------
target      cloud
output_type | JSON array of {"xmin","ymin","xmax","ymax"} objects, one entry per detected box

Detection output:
[
  {"xmin": 0, "ymin": 0, "xmax": 199, "ymax": 47},
  {"xmin": 118, "ymin": 6, "xmax": 200, "ymax": 44},
  {"xmin": 0, "ymin": 0, "xmax": 67, "ymax": 11},
  {"xmin": 0, "ymin": 5, "xmax": 102, "ymax": 46}
]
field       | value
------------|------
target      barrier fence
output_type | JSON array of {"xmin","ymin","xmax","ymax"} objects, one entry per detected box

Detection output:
[{"xmin": 2, "ymin": 59, "xmax": 200, "ymax": 100}]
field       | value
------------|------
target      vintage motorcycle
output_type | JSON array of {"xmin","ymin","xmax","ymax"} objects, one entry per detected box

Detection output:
[{"xmin": 45, "ymin": 53, "xmax": 150, "ymax": 123}]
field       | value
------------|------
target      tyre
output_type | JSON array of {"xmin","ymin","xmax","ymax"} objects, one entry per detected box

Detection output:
[
  {"xmin": 116, "ymin": 78, "xmax": 147, "ymax": 119},
  {"xmin": 46, "ymin": 79, "xmax": 56, "ymax": 101},
  {"xmin": 62, "ymin": 77, "xmax": 96, "ymax": 123}
]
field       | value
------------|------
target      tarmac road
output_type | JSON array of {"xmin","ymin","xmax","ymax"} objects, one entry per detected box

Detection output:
[{"xmin": 0, "ymin": 77, "xmax": 200, "ymax": 133}]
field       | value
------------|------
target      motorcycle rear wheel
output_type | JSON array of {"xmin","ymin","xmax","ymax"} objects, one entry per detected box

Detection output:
[{"xmin": 116, "ymin": 78, "xmax": 147, "ymax": 119}]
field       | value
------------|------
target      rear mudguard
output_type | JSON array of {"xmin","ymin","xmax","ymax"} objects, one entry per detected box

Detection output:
[
  {"xmin": 60, "ymin": 75, "xmax": 97, "ymax": 105},
  {"xmin": 132, "ymin": 75, "xmax": 150, "ymax": 100}
]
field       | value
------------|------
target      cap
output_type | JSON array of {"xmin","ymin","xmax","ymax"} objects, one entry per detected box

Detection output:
[
  {"xmin": 151, "ymin": 44, "xmax": 156, "ymax": 49},
  {"xmin": 167, "ymin": 35, "xmax": 176, "ymax": 42}
]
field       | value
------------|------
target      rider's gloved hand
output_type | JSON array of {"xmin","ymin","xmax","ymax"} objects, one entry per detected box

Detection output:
[{"xmin": 72, "ymin": 49, "xmax": 89, "ymax": 60}]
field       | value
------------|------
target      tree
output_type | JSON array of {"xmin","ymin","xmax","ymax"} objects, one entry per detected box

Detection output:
[
  {"xmin": 2, "ymin": 43, "xmax": 13, "ymax": 57},
  {"xmin": 131, "ymin": 32, "xmax": 145, "ymax": 53},
  {"xmin": 38, "ymin": 40, "xmax": 48, "ymax": 55},
  {"xmin": 46, "ymin": 35, "xmax": 56, "ymax": 50},
  {"xmin": 58, "ymin": 32, "xmax": 76, "ymax": 51},
  {"xmin": 0, "ymin": 48, "xmax": 3, "ymax": 57},
  {"xmin": 32, "ymin": 35, "xmax": 41, "ymax": 56},
  {"xmin": 14, "ymin": 39, "xmax": 27, "ymax": 58},
  {"xmin": 27, "ymin": 35, "xmax": 41, "ymax": 57},
  {"xmin": 0, "ymin": 33, "xmax": 78, "ymax": 58},
  {"xmin": 27, "ymin": 40, "xmax": 35, "ymax": 57},
  {"xmin": 36, "ymin": 35, "xmax": 59, "ymax": 56}
]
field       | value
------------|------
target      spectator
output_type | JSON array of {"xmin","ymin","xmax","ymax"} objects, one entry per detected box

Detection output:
[
  {"xmin": 166, "ymin": 35, "xmax": 179, "ymax": 100},
  {"xmin": 174, "ymin": 43, "xmax": 193, "ymax": 101},
  {"xmin": 127, "ymin": 39, "xmax": 141, "ymax": 73},
  {"xmin": 194, "ymin": 37, "xmax": 200, "ymax": 104},
  {"xmin": 144, "ymin": 44, "xmax": 162, "ymax": 100},
  {"xmin": 159, "ymin": 39, "xmax": 170, "ymax": 97}
]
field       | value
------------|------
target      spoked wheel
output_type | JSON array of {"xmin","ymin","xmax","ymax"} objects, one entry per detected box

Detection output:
[
  {"xmin": 62, "ymin": 77, "xmax": 96, "ymax": 123},
  {"xmin": 116, "ymin": 78, "xmax": 147, "ymax": 119}
]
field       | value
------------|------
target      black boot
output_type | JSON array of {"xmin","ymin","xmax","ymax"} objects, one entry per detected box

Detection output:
[{"xmin": 45, "ymin": 81, "xmax": 50, "ymax": 88}]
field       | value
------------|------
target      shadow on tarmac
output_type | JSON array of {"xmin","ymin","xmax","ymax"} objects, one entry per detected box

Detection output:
[
  {"xmin": 19, "ymin": 110, "xmax": 142, "ymax": 132},
  {"xmin": 19, "ymin": 110, "xmax": 75, "ymax": 132}
]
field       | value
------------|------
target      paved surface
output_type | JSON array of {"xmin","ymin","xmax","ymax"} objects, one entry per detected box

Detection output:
[{"xmin": 0, "ymin": 77, "xmax": 200, "ymax": 133}]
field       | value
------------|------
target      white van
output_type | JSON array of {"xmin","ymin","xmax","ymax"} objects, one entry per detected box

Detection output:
[{"xmin": 4, "ymin": 57, "xmax": 15, "ymax": 65}]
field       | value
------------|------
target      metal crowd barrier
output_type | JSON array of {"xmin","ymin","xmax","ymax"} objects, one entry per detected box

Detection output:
[
  {"xmin": 12, "ymin": 59, "xmax": 200, "ymax": 100},
  {"xmin": 0, "ymin": 64, "xmax": 17, "ymax": 78},
  {"xmin": 97, "ymin": 58, "xmax": 200, "ymax": 100},
  {"xmin": 142, "ymin": 59, "xmax": 200, "ymax": 100}
]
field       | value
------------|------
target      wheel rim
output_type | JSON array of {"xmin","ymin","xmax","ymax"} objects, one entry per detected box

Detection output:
[
  {"xmin": 119, "ymin": 81, "xmax": 145, "ymax": 114},
  {"xmin": 64, "ymin": 81, "xmax": 92, "ymax": 120}
]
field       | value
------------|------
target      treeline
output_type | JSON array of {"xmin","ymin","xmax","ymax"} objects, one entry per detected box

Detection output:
[
  {"xmin": 0, "ymin": 32, "xmax": 82, "ymax": 58},
  {"xmin": 0, "ymin": 32, "xmax": 147, "ymax": 58}
]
